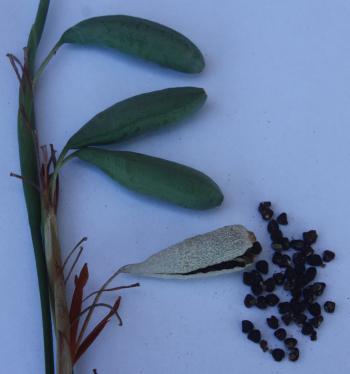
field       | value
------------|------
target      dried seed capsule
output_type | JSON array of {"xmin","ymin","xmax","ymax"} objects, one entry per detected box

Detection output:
[
  {"xmin": 323, "ymin": 250, "xmax": 335, "ymax": 262},
  {"xmin": 277, "ymin": 213, "xmax": 288, "ymax": 225},
  {"xmin": 290, "ymin": 240, "xmax": 305, "ymax": 251},
  {"xmin": 288, "ymin": 348, "xmax": 299, "ymax": 362},
  {"xmin": 260, "ymin": 339, "xmax": 269, "ymax": 352},
  {"xmin": 264, "ymin": 277, "xmax": 276, "ymax": 292},
  {"xmin": 271, "ymin": 348, "xmax": 285, "ymax": 362},
  {"xmin": 266, "ymin": 293, "xmax": 280, "ymax": 307},
  {"xmin": 251, "ymin": 283, "xmax": 264, "ymax": 296},
  {"xmin": 271, "ymin": 242, "xmax": 284, "ymax": 251},
  {"xmin": 266, "ymin": 316, "xmax": 279, "ymax": 329},
  {"xmin": 303, "ymin": 230, "xmax": 318, "ymax": 245},
  {"xmin": 274, "ymin": 328, "xmax": 287, "ymax": 341},
  {"xmin": 301, "ymin": 322, "xmax": 314, "ymax": 336},
  {"xmin": 278, "ymin": 302, "xmax": 292, "ymax": 314},
  {"xmin": 294, "ymin": 314, "xmax": 307, "ymax": 326},
  {"xmin": 256, "ymin": 296, "xmax": 268, "ymax": 309},
  {"xmin": 306, "ymin": 254, "xmax": 323, "ymax": 267},
  {"xmin": 247, "ymin": 329, "xmax": 261, "ymax": 343},
  {"xmin": 310, "ymin": 330, "xmax": 317, "ymax": 341},
  {"xmin": 284, "ymin": 337, "xmax": 298, "ymax": 349},
  {"xmin": 243, "ymin": 271, "xmax": 254, "ymax": 286},
  {"xmin": 281, "ymin": 313, "xmax": 293, "ymax": 326},
  {"xmin": 273, "ymin": 272, "xmax": 285, "ymax": 285},
  {"xmin": 307, "ymin": 302, "xmax": 321, "ymax": 317},
  {"xmin": 267, "ymin": 219, "xmax": 279, "ymax": 233},
  {"xmin": 256, "ymin": 260, "xmax": 269, "ymax": 274},
  {"xmin": 309, "ymin": 315, "xmax": 324, "ymax": 328},
  {"xmin": 241, "ymin": 320, "xmax": 254, "ymax": 334},
  {"xmin": 251, "ymin": 241, "xmax": 263, "ymax": 255},
  {"xmin": 244, "ymin": 294, "xmax": 256, "ymax": 308},
  {"xmin": 324, "ymin": 301, "xmax": 336, "ymax": 313}
]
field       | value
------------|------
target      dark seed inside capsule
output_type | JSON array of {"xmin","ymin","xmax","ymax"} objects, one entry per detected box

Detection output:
[
  {"xmin": 277, "ymin": 212, "xmax": 288, "ymax": 225},
  {"xmin": 274, "ymin": 328, "xmax": 287, "ymax": 341},
  {"xmin": 290, "ymin": 240, "xmax": 305, "ymax": 250},
  {"xmin": 256, "ymin": 260, "xmax": 269, "ymax": 274},
  {"xmin": 284, "ymin": 337, "xmax": 298, "ymax": 349},
  {"xmin": 266, "ymin": 316, "xmax": 279, "ymax": 330},
  {"xmin": 256, "ymin": 296, "xmax": 268, "ymax": 309},
  {"xmin": 244, "ymin": 294, "xmax": 256, "ymax": 308},
  {"xmin": 260, "ymin": 339, "xmax": 269, "ymax": 352},
  {"xmin": 242, "ymin": 320, "xmax": 254, "ymax": 334},
  {"xmin": 303, "ymin": 230, "xmax": 318, "ymax": 245},
  {"xmin": 247, "ymin": 329, "xmax": 261, "ymax": 343},
  {"xmin": 271, "ymin": 348, "xmax": 285, "ymax": 362},
  {"xmin": 323, "ymin": 250, "xmax": 335, "ymax": 262},
  {"xmin": 306, "ymin": 254, "xmax": 323, "ymax": 267},
  {"xmin": 266, "ymin": 293, "xmax": 280, "ymax": 307},
  {"xmin": 301, "ymin": 322, "xmax": 314, "ymax": 336},
  {"xmin": 324, "ymin": 301, "xmax": 336, "ymax": 313},
  {"xmin": 288, "ymin": 348, "xmax": 299, "ymax": 362}
]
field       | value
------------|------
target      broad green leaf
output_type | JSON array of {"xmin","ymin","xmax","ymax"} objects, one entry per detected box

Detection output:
[
  {"xmin": 76, "ymin": 148, "xmax": 223, "ymax": 210},
  {"xmin": 59, "ymin": 15, "xmax": 205, "ymax": 73},
  {"xmin": 66, "ymin": 87, "xmax": 207, "ymax": 149}
]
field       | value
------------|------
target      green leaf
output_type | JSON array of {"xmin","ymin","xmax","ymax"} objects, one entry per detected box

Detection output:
[
  {"xmin": 59, "ymin": 15, "xmax": 205, "ymax": 73},
  {"xmin": 66, "ymin": 87, "xmax": 207, "ymax": 149},
  {"xmin": 76, "ymin": 148, "xmax": 223, "ymax": 210}
]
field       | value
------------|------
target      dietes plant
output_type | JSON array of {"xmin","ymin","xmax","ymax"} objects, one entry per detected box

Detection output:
[{"xmin": 10, "ymin": 2, "xmax": 258, "ymax": 373}]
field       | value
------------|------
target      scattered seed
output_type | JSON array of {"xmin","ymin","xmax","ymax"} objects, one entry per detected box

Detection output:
[
  {"xmin": 256, "ymin": 296, "xmax": 268, "ymax": 309},
  {"xmin": 310, "ymin": 330, "xmax": 317, "ymax": 341},
  {"xmin": 309, "ymin": 315, "xmax": 324, "ymax": 329},
  {"xmin": 251, "ymin": 283, "xmax": 263, "ymax": 296},
  {"xmin": 312, "ymin": 282, "xmax": 326, "ymax": 296},
  {"xmin": 278, "ymin": 302, "xmax": 292, "ymax": 314},
  {"xmin": 273, "ymin": 272, "xmax": 285, "ymax": 285},
  {"xmin": 281, "ymin": 237, "xmax": 290, "ymax": 250},
  {"xmin": 303, "ymin": 230, "xmax": 318, "ymax": 245},
  {"xmin": 260, "ymin": 339, "xmax": 269, "ymax": 352},
  {"xmin": 242, "ymin": 320, "xmax": 254, "ymax": 334},
  {"xmin": 256, "ymin": 260, "xmax": 269, "ymax": 274},
  {"xmin": 247, "ymin": 329, "xmax": 261, "ymax": 343},
  {"xmin": 324, "ymin": 301, "xmax": 336, "ymax": 313},
  {"xmin": 266, "ymin": 316, "xmax": 279, "ymax": 330},
  {"xmin": 301, "ymin": 322, "xmax": 314, "ymax": 336},
  {"xmin": 264, "ymin": 277, "xmax": 276, "ymax": 292},
  {"xmin": 266, "ymin": 293, "xmax": 280, "ymax": 307},
  {"xmin": 251, "ymin": 241, "xmax": 263, "ymax": 255},
  {"xmin": 281, "ymin": 313, "xmax": 293, "ymax": 326},
  {"xmin": 271, "ymin": 348, "xmax": 285, "ymax": 362},
  {"xmin": 243, "ymin": 272, "xmax": 254, "ymax": 286},
  {"xmin": 290, "ymin": 240, "xmax": 305, "ymax": 251},
  {"xmin": 277, "ymin": 213, "xmax": 288, "ymax": 225},
  {"xmin": 288, "ymin": 348, "xmax": 299, "ymax": 362},
  {"xmin": 304, "ymin": 267, "xmax": 317, "ymax": 284},
  {"xmin": 274, "ymin": 328, "xmax": 287, "ymax": 341},
  {"xmin": 293, "ymin": 253, "xmax": 306, "ymax": 266},
  {"xmin": 307, "ymin": 303, "xmax": 321, "ymax": 317},
  {"xmin": 294, "ymin": 314, "xmax": 307, "ymax": 326},
  {"xmin": 267, "ymin": 220, "xmax": 279, "ymax": 233},
  {"xmin": 306, "ymin": 254, "xmax": 323, "ymax": 267},
  {"xmin": 323, "ymin": 250, "xmax": 335, "ymax": 263},
  {"xmin": 244, "ymin": 294, "xmax": 256, "ymax": 308},
  {"xmin": 271, "ymin": 230, "xmax": 283, "ymax": 243},
  {"xmin": 271, "ymin": 242, "xmax": 283, "ymax": 251},
  {"xmin": 284, "ymin": 337, "xmax": 298, "ymax": 349}
]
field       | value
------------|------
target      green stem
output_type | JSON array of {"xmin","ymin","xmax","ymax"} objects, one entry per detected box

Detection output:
[{"xmin": 33, "ymin": 41, "xmax": 62, "ymax": 87}]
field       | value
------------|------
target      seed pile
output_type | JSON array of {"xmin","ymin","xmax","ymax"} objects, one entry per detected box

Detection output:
[{"xmin": 241, "ymin": 202, "xmax": 336, "ymax": 362}]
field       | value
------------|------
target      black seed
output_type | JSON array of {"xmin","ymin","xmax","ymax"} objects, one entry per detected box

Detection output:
[
  {"xmin": 309, "ymin": 315, "xmax": 324, "ymax": 328},
  {"xmin": 303, "ymin": 230, "xmax": 318, "ymax": 245},
  {"xmin": 243, "ymin": 271, "xmax": 254, "ymax": 286},
  {"xmin": 250, "ymin": 270, "xmax": 263, "ymax": 284},
  {"xmin": 307, "ymin": 302, "xmax": 321, "ymax": 316},
  {"xmin": 270, "ymin": 230, "xmax": 283, "ymax": 243},
  {"xmin": 291, "ymin": 287, "xmax": 302, "ymax": 299},
  {"xmin": 271, "ymin": 348, "xmax": 285, "ymax": 362},
  {"xmin": 294, "ymin": 314, "xmax": 307, "ymax": 326},
  {"xmin": 251, "ymin": 283, "xmax": 264, "ymax": 296},
  {"xmin": 277, "ymin": 212, "xmax": 288, "ymax": 225},
  {"xmin": 281, "ymin": 237, "xmax": 290, "ymax": 250},
  {"xmin": 283, "ymin": 280, "xmax": 295, "ymax": 291},
  {"xmin": 261, "ymin": 208, "xmax": 274, "ymax": 221},
  {"xmin": 256, "ymin": 296, "xmax": 268, "ymax": 309},
  {"xmin": 278, "ymin": 302, "xmax": 292, "ymax": 314},
  {"xmin": 285, "ymin": 266, "xmax": 296, "ymax": 281},
  {"xmin": 288, "ymin": 348, "xmax": 299, "ymax": 362},
  {"xmin": 312, "ymin": 282, "xmax": 326, "ymax": 296},
  {"xmin": 293, "ymin": 252, "xmax": 306, "ymax": 266},
  {"xmin": 264, "ymin": 277, "xmax": 276, "ymax": 292},
  {"xmin": 242, "ymin": 320, "xmax": 254, "ymax": 334},
  {"xmin": 259, "ymin": 201, "xmax": 271, "ymax": 209},
  {"xmin": 281, "ymin": 313, "xmax": 293, "ymax": 326},
  {"xmin": 294, "ymin": 263, "xmax": 306, "ymax": 275},
  {"xmin": 290, "ymin": 299, "xmax": 306, "ymax": 314},
  {"xmin": 272, "ymin": 252, "xmax": 283, "ymax": 266},
  {"xmin": 273, "ymin": 272, "xmax": 285, "ymax": 285},
  {"xmin": 244, "ymin": 294, "xmax": 256, "ymax": 308},
  {"xmin": 256, "ymin": 260, "xmax": 269, "ymax": 274},
  {"xmin": 301, "ymin": 322, "xmax": 314, "ymax": 336},
  {"xmin": 306, "ymin": 254, "xmax": 323, "ymax": 267},
  {"xmin": 284, "ymin": 337, "xmax": 298, "ymax": 349},
  {"xmin": 271, "ymin": 242, "xmax": 284, "ymax": 251},
  {"xmin": 324, "ymin": 301, "xmax": 336, "ymax": 313},
  {"xmin": 267, "ymin": 316, "xmax": 279, "ymax": 329},
  {"xmin": 310, "ymin": 330, "xmax": 317, "ymax": 341},
  {"xmin": 290, "ymin": 240, "xmax": 305, "ymax": 251},
  {"xmin": 267, "ymin": 219, "xmax": 279, "ymax": 233},
  {"xmin": 323, "ymin": 250, "xmax": 335, "ymax": 262},
  {"xmin": 274, "ymin": 328, "xmax": 287, "ymax": 341},
  {"xmin": 304, "ymin": 267, "xmax": 317, "ymax": 284},
  {"xmin": 302, "ymin": 246, "xmax": 315, "ymax": 257},
  {"xmin": 247, "ymin": 329, "xmax": 261, "ymax": 343},
  {"xmin": 251, "ymin": 241, "xmax": 263, "ymax": 255},
  {"xmin": 266, "ymin": 293, "xmax": 280, "ymax": 306},
  {"xmin": 260, "ymin": 339, "xmax": 269, "ymax": 352},
  {"xmin": 280, "ymin": 254, "xmax": 291, "ymax": 268}
]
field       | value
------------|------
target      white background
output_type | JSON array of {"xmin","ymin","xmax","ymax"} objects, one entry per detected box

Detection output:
[{"xmin": 1, "ymin": 1, "xmax": 350, "ymax": 373}]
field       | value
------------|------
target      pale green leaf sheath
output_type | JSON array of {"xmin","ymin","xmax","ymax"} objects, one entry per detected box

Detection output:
[
  {"xmin": 67, "ymin": 87, "xmax": 207, "ymax": 148},
  {"xmin": 120, "ymin": 225, "xmax": 258, "ymax": 279},
  {"xmin": 59, "ymin": 15, "xmax": 205, "ymax": 73},
  {"xmin": 76, "ymin": 148, "xmax": 223, "ymax": 210}
]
